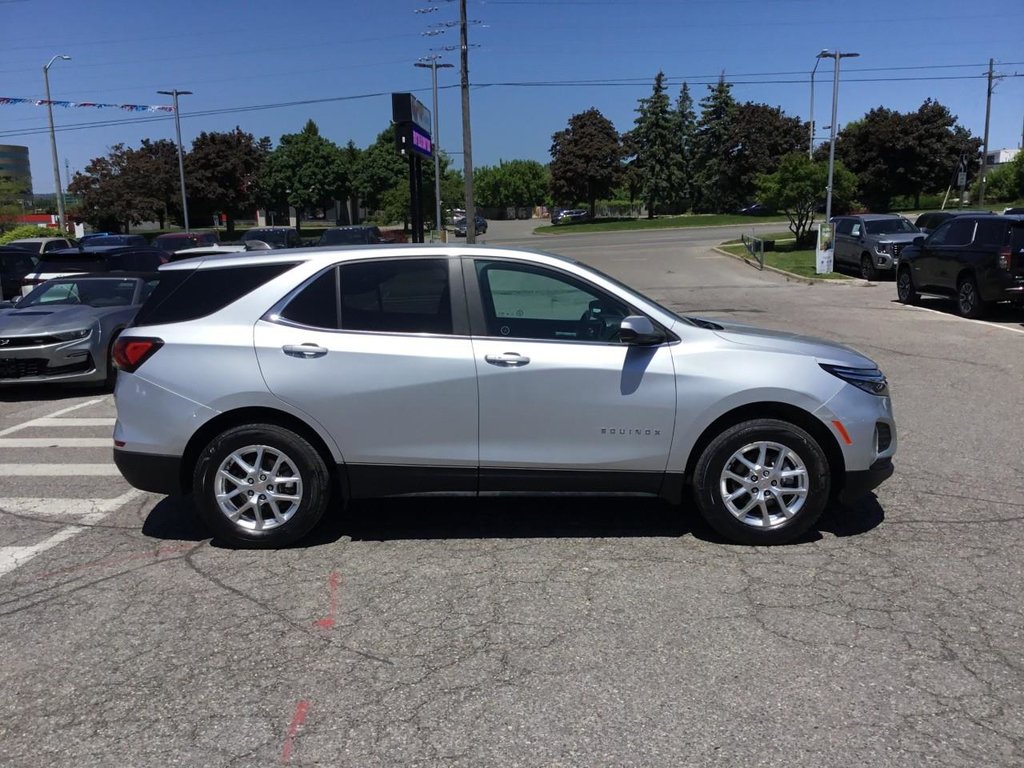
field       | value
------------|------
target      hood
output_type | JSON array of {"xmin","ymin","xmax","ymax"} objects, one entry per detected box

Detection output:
[
  {"xmin": 694, "ymin": 318, "xmax": 877, "ymax": 368},
  {"xmin": 0, "ymin": 304, "xmax": 105, "ymax": 335},
  {"xmin": 875, "ymin": 232, "xmax": 920, "ymax": 244}
]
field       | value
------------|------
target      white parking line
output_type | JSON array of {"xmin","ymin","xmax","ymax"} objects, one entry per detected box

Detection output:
[
  {"xmin": 0, "ymin": 417, "xmax": 115, "ymax": 436},
  {"xmin": 0, "ymin": 490, "xmax": 144, "ymax": 577},
  {"xmin": 907, "ymin": 304, "xmax": 1024, "ymax": 335},
  {"xmin": 0, "ymin": 438, "xmax": 111, "ymax": 448},
  {"xmin": 0, "ymin": 490, "xmax": 141, "ymax": 518},
  {"xmin": 0, "ymin": 464, "xmax": 120, "ymax": 476},
  {"xmin": 0, "ymin": 398, "xmax": 110, "ymax": 436}
]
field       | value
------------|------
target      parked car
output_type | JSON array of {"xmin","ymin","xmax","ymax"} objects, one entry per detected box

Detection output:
[
  {"xmin": 4, "ymin": 236, "xmax": 76, "ymax": 255},
  {"xmin": 832, "ymin": 214, "xmax": 921, "ymax": 280},
  {"xmin": 896, "ymin": 214, "xmax": 1024, "ymax": 318},
  {"xmin": 0, "ymin": 246, "xmax": 38, "ymax": 301},
  {"xmin": 453, "ymin": 215, "xmax": 488, "ymax": 237},
  {"xmin": 153, "ymin": 231, "xmax": 220, "ymax": 253},
  {"xmin": 240, "ymin": 227, "xmax": 302, "ymax": 249},
  {"xmin": 78, "ymin": 232, "xmax": 113, "ymax": 244},
  {"xmin": 0, "ymin": 273, "xmax": 159, "ymax": 387},
  {"xmin": 169, "ymin": 243, "xmax": 248, "ymax": 261},
  {"xmin": 317, "ymin": 226, "xmax": 384, "ymax": 246},
  {"xmin": 112, "ymin": 245, "xmax": 896, "ymax": 549},
  {"xmin": 914, "ymin": 210, "xmax": 991, "ymax": 236},
  {"xmin": 74, "ymin": 234, "xmax": 148, "ymax": 247},
  {"xmin": 738, "ymin": 203, "xmax": 773, "ymax": 216},
  {"xmin": 20, "ymin": 246, "xmax": 169, "ymax": 296},
  {"xmin": 552, "ymin": 209, "xmax": 590, "ymax": 225},
  {"xmin": 1003, "ymin": 207, "xmax": 1024, "ymax": 215}
]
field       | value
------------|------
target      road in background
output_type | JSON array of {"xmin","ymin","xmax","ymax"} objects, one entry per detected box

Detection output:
[{"xmin": 1, "ymin": 224, "xmax": 1021, "ymax": 767}]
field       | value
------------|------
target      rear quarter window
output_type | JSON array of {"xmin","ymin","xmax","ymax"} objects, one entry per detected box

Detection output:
[{"xmin": 133, "ymin": 262, "xmax": 298, "ymax": 326}]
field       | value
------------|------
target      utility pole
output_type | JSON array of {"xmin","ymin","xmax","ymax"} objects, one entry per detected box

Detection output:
[
  {"xmin": 415, "ymin": 57, "xmax": 454, "ymax": 241},
  {"xmin": 809, "ymin": 50, "xmax": 828, "ymax": 158},
  {"xmin": 43, "ymin": 55, "xmax": 71, "ymax": 232},
  {"xmin": 158, "ymin": 89, "xmax": 193, "ymax": 232},
  {"xmin": 459, "ymin": 0, "xmax": 476, "ymax": 243},
  {"xmin": 978, "ymin": 58, "xmax": 994, "ymax": 207}
]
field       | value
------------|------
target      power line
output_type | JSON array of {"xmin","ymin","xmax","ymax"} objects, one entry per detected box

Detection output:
[{"xmin": 1, "ymin": 71, "xmax": 1021, "ymax": 140}]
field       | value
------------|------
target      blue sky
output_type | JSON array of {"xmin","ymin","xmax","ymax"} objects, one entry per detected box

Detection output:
[{"xmin": 1, "ymin": 0, "xmax": 1022, "ymax": 193}]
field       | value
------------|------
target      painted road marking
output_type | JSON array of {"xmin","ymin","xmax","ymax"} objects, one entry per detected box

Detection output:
[
  {"xmin": 907, "ymin": 304, "xmax": 1024, "ymax": 336},
  {"xmin": 0, "ymin": 438, "xmax": 111, "ymax": 448},
  {"xmin": 0, "ymin": 527, "xmax": 86, "ymax": 578},
  {"xmin": 0, "ymin": 490, "xmax": 142, "ymax": 519},
  {"xmin": 0, "ymin": 464, "xmax": 120, "ymax": 476},
  {"xmin": 0, "ymin": 398, "xmax": 108, "ymax": 436},
  {"xmin": 0, "ymin": 490, "xmax": 143, "ymax": 577}
]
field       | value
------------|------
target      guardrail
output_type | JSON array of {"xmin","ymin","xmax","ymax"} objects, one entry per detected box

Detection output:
[{"xmin": 741, "ymin": 233, "xmax": 765, "ymax": 270}]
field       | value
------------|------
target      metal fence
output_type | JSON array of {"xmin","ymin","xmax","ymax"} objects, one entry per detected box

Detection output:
[{"xmin": 741, "ymin": 233, "xmax": 765, "ymax": 270}]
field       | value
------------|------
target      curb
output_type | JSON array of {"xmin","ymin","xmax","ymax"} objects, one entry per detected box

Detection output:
[{"xmin": 712, "ymin": 246, "xmax": 873, "ymax": 287}]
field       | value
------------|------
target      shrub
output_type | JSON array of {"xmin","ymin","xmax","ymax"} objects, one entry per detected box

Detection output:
[{"xmin": 0, "ymin": 225, "xmax": 61, "ymax": 244}]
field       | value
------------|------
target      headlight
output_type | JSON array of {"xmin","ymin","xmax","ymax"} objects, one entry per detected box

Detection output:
[
  {"xmin": 875, "ymin": 242, "xmax": 892, "ymax": 254},
  {"xmin": 820, "ymin": 363, "xmax": 889, "ymax": 396},
  {"xmin": 54, "ymin": 328, "xmax": 91, "ymax": 341}
]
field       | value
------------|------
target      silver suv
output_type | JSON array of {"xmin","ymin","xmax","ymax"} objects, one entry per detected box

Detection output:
[
  {"xmin": 112, "ymin": 246, "xmax": 896, "ymax": 547},
  {"xmin": 833, "ymin": 214, "xmax": 921, "ymax": 280}
]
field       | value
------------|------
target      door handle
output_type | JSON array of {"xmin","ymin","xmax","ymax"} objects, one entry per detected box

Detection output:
[
  {"xmin": 485, "ymin": 352, "xmax": 530, "ymax": 367},
  {"xmin": 283, "ymin": 344, "xmax": 328, "ymax": 359}
]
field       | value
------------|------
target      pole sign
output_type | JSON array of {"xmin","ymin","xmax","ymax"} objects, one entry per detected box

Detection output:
[
  {"xmin": 816, "ymin": 222, "xmax": 834, "ymax": 275},
  {"xmin": 392, "ymin": 93, "xmax": 433, "ymax": 159}
]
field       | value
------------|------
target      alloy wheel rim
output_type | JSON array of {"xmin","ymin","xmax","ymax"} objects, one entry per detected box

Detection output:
[
  {"xmin": 719, "ymin": 441, "xmax": 809, "ymax": 529},
  {"xmin": 861, "ymin": 259, "xmax": 872, "ymax": 278},
  {"xmin": 214, "ymin": 444, "xmax": 304, "ymax": 531},
  {"xmin": 898, "ymin": 272, "xmax": 911, "ymax": 300}
]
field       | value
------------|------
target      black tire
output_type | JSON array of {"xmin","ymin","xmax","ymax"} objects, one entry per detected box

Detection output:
[
  {"xmin": 956, "ymin": 274, "xmax": 988, "ymax": 319},
  {"xmin": 896, "ymin": 266, "xmax": 919, "ymax": 305},
  {"xmin": 692, "ymin": 418, "xmax": 831, "ymax": 545},
  {"xmin": 192, "ymin": 423, "xmax": 331, "ymax": 548},
  {"xmin": 102, "ymin": 330, "xmax": 122, "ymax": 390},
  {"xmin": 860, "ymin": 254, "xmax": 878, "ymax": 281}
]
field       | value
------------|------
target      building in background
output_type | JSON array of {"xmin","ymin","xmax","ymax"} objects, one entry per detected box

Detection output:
[
  {"xmin": 0, "ymin": 144, "xmax": 32, "ymax": 195},
  {"xmin": 984, "ymin": 147, "xmax": 1020, "ymax": 168}
]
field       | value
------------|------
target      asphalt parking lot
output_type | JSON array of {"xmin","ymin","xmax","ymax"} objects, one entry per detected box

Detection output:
[{"xmin": 1, "ymin": 224, "xmax": 1022, "ymax": 767}]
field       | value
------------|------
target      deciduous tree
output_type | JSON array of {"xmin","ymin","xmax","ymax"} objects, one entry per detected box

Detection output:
[
  {"xmin": 474, "ymin": 159, "xmax": 549, "ymax": 211},
  {"xmin": 549, "ymin": 108, "xmax": 622, "ymax": 217},
  {"xmin": 261, "ymin": 120, "xmax": 349, "ymax": 228},
  {"xmin": 185, "ymin": 128, "xmax": 269, "ymax": 235},
  {"xmin": 756, "ymin": 153, "xmax": 856, "ymax": 245}
]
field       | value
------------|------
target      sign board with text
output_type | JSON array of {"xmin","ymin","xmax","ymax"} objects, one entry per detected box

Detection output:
[{"xmin": 816, "ymin": 223, "xmax": 834, "ymax": 275}]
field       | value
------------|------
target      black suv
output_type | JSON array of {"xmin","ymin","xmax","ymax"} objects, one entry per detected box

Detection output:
[{"xmin": 896, "ymin": 214, "xmax": 1024, "ymax": 318}]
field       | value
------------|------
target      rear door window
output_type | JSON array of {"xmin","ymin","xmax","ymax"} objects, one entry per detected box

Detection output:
[{"xmin": 338, "ymin": 259, "xmax": 451, "ymax": 334}]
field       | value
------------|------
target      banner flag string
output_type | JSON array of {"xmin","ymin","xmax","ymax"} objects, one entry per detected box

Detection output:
[{"xmin": 0, "ymin": 96, "xmax": 174, "ymax": 112}]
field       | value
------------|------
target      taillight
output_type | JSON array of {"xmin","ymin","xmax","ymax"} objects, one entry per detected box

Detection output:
[
  {"xmin": 112, "ymin": 337, "xmax": 163, "ymax": 372},
  {"xmin": 997, "ymin": 246, "xmax": 1012, "ymax": 270}
]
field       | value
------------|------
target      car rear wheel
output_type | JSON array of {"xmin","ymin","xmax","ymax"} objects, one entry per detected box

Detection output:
[
  {"xmin": 192, "ymin": 423, "xmax": 330, "ymax": 548},
  {"xmin": 896, "ymin": 267, "xmax": 919, "ymax": 305},
  {"xmin": 956, "ymin": 274, "xmax": 988, "ymax": 319},
  {"xmin": 693, "ymin": 419, "xmax": 830, "ymax": 545},
  {"xmin": 860, "ymin": 254, "xmax": 878, "ymax": 281}
]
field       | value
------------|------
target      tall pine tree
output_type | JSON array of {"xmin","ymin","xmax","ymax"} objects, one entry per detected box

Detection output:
[
  {"xmin": 672, "ymin": 81, "xmax": 696, "ymax": 211},
  {"xmin": 692, "ymin": 75, "xmax": 738, "ymax": 213},
  {"xmin": 632, "ymin": 71, "xmax": 675, "ymax": 218}
]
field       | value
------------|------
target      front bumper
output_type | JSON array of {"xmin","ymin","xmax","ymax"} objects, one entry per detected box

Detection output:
[
  {"xmin": 840, "ymin": 457, "xmax": 894, "ymax": 502},
  {"xmin": 0, "ymin": 334, "xmax": 102, "ymax": 384}
]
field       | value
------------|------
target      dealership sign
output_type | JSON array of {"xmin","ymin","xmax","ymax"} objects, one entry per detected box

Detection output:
[{"xmin": 392, "ymin": 93, "xmax": 433, "ymax": 159}]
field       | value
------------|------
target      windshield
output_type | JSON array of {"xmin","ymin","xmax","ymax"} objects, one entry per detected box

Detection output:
[
  {"xmin": 17, "ymin": 278, "xmax": 139, "ymax": 308},
  {"xmin": 865, "ymin": 218, "xmax": 918, "ymax": 235}
]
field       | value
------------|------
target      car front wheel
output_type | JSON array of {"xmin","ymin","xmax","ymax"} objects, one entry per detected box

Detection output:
[
  {"xmin": 192, "ymin": 423, "xmax": 330, "ymax": 548},
  {"xmin": 860, "ymin": 255, "xmax": 878, "ymax": 281},
  {"xmin": 693, "ymin": 419, "xmax": 831, "ymax": 545}
]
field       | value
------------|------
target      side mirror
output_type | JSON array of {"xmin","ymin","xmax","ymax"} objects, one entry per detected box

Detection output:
[
  {"xmin": 913, "ymin": 236, "xmax": 924, "ymax": 247},
  {"xmin": 619, "ymin": 315, "xmax": 664, "ymax": 345}
]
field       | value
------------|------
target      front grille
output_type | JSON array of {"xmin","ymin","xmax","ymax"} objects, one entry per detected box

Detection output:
[
  {"xmin": 876, "ymin": 422, "xmax": 892, "ymax": 453},
  {"xmin": 891, "ymin": 243, "xmax": 906, "ymax": 260},
  {"xmin": 0, "ymin": 356, "xmax": 92, "ymax": 379},
  {"xmin": 0, "ymin": 335, "xmax": 62, "ymax": 348}
]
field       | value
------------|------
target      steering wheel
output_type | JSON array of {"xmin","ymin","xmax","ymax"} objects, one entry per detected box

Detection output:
[{"xmin": 576, "ymin": 300, "xmax": 625, "ymax": 342}]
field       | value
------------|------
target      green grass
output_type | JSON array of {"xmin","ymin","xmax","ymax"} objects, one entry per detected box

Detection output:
[
  {"xmin": 720, "ymin": 235, "xmax": 849, "ymax": 280},
  {"xmin": 534, "ymin": 213, "xmax": 788, "ymax": 235}
]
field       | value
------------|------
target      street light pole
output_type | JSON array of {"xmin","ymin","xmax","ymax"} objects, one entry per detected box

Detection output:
[
  {"xmin": 44, "ymin": 55, "xmax": 71, "ymax": 232},
  {"xmin": 822, "ymin": 50, "xmax": 860, "ymax": 225},
  {"xmin": 415, "ymin": 57, "xmax": 454, "ymax": 241},
  {"xmin": 459, "ymin": 0, "xmax": 476, "ymax": 243},
  {"xmin": 158, "ymin": 89, "xmax": 193, "ymax": 232},
  {"xmin": 809, "ymin": 50, "xmax": 828, "ymax": 158}
]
